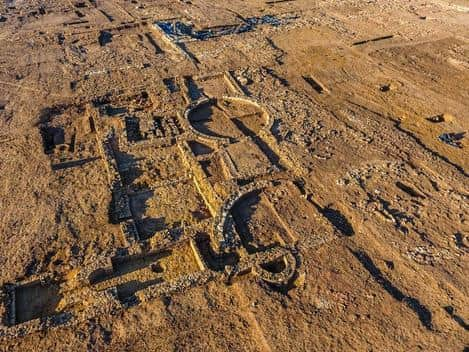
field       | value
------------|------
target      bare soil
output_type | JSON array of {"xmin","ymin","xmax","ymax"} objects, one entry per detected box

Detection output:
[{"xmin": 0, "ymin": 0, "xmax": 467, "ymax": 351}]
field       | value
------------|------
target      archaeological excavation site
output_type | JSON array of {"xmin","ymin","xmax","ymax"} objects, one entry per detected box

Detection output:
[{"xmin": 0, "ymin": 0, "xmax": 468, "ymax": 351}]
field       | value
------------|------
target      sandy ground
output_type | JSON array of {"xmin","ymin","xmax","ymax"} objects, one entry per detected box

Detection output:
[{"xmin": 0, "ymin": 0, "xmax": 467, "ymax": 351}]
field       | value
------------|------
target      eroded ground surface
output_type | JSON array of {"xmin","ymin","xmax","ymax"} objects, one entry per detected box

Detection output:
[{"xmin": 0, "ymin": 0, "xmax": 468, "ymax": 351}]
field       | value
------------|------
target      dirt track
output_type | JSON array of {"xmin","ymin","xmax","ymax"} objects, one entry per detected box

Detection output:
[{"xmin": 0, "ymin": 0, "xmax": 467, "ymax": 351}]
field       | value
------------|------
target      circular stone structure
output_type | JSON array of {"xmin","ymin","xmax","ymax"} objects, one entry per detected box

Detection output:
[{"xmin": 185, "ymin": 97, "xmax": 272, "ymax": 142}]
